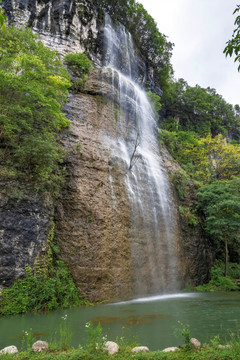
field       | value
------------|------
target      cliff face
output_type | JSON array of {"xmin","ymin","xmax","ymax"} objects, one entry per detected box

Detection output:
[
  {"xmin": 0, "ymin": 0, "xmax": 212, "ymax": 300},
  {"xmin": 0, "ymin": 189, "xmax": 53, "ymax": 290},
  {"xmin": 2, "ymin": 0, "xmax": 102, "ymax": 64},
  {"xmin": 54, "ymin": 70, "xmax": 134, "ymax": 301}
]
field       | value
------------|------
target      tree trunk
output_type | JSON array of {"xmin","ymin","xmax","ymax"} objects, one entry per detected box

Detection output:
[{"xmin": 224, "ymin": 238, "xmax": 229, "ymax": 277}]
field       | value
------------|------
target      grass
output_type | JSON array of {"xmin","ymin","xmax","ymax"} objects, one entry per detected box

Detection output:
[
  {"xmin": 1, "ymin": 321, "xmax": 240, "ymax": 360},
  {"xmin": 1, "ymin": 344, "xmax": 240, "ymax": 360}
]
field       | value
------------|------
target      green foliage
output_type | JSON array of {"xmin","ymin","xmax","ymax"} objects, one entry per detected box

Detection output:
[
  {"xmin": 0, "ymin": 25, "xmax": 71, "ymax": 195},
  {"xmin": 84, "ymin": 322, "xmax": 107, "ymax": 353},
  {"xmin": 1, "ymin": 338, "xmax": 240, "ymax": 360},
  {"xmin": 198, "ymin": 179, "xmax": 240, "ymax": 275},
  {"xmin": 0, "ymin": 260, "xmax": 81, "ymax": 316},
  {"xmin": 195, "ymin": 263, "xmax": 239, "ymax": 292},
  {"xmin": 0, "ymin": 0, "xmax": 6, "ymax": 31},
  {"xmin": 161, "ymin": 79, "xmax": 240, "ymax": 138},
  {"xmin": 224, "ymin": 5, "xmax": 240, "ymax": 71},
  {"xmin": 21, "ymin": 329, "xmax": 36, "ymax": 351},
  {"xmin": 50, "ymin": 315, "xmax": 73, "ymax": 351},
  {"xmin": 170, "ymin": 169, "xmax": 190, "ymax": 200},
  {"xmin": 64, "ymin": 52, "xmax": 93, "ymax": 90},
  {"xmin": 0, "ymin": 223, "xmax": 82, "ymax": 316},
  {"xmin": 197, "ymin": 179, "xmax": 240, "ymax": 246},
  {"xmin": 174, "ymin": 321, "xmax": 191, "ymax": 350},
  {"xmin": 146, "ymin": 91, "xmax": 161, "ymax": 119},
  {"xmin": 64, "ymin": 53, "xmax": 93, "ymax": 75},
  {"xmin": 160, "ymin": 130, "xmax": 240, "ymax": 183},
  {"xmin": 178, "ymin": 206, "xmax": 198, "ymax": 227}
]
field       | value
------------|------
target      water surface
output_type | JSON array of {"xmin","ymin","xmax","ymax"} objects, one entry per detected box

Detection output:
[{"xmin": 1, "ymin": 292, "xmax": 239, "ymax": 351}]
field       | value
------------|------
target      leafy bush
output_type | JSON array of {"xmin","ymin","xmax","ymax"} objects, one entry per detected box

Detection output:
[
  {"xmin": 64, "ymin": 52, "xmax": 93, "ymax": 90},
  {"xmin": 195, "ymin": 263, "xmax": 239, "ymax": 292},
  {"xmin": 178, "ymin": 206, "xmax": 198, "ymax": 227},
  {"xmin": 0, "ymin": 260, "xmax": 82, "ymax": 316},
  {"xmin": 84, "ymin": 322, "xmax": 107, "ymax": 353},
  {"xmin": 0, "ymin": 223, "xmax": 83, "ymax": 316},
  {"xmin": 0, "ymin": 25, "xmax": 71, "ymax": 195}
]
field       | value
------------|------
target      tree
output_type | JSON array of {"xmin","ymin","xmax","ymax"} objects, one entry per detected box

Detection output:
[
  {"xmin": 198, "ymin": 179, "xmax": 240, "ymax": 276},
  {"xmin": 0, "ymin": 26, "xmax": 71, "ymax": 194},
  {"xmin": 0, "ymin": 0, "xmax": 7, "ymax": 31},
  {"xmin": 160, "ymin": 131, "xmax": 240, "ymax": 183},
  {"xmin": 224, "ymin": 5, "xmax": 240, "ymax": 71},
  {"xmin": 161, "ymin": 79, "xmax": 240, "ymax": 137}
]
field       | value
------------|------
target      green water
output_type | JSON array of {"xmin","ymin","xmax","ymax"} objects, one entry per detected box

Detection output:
[{"xmin": 0, "ymin": 292, "xmax": 240, "ymax": 351}]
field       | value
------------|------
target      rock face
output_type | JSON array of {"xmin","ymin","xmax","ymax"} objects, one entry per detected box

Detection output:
[
  {"xmin": 0, "ymin": 189, "xmax": 53, "ymax": 290},
  {"xmin": 2, "ymin": 0, "xmax": 103, "ymax": 64},
  {"xmin": 55, "ymin": 70, "xmax": 133, "ymax": 301}
]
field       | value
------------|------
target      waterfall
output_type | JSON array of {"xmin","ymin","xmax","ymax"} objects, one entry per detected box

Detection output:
[{"xmin": 103, "ymin": 14, "xmax": 181, "ymax": 296}]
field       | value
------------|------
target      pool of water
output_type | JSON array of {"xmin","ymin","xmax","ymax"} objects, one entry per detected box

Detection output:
[{"xmin": 0, "ymin": 292, "xmax": 240, "ymax": 351}]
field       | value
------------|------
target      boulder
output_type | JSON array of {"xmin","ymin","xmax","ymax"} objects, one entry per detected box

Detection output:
[
  {"xmin": 0, "ymin": 345, "xmax": 18, "ymax": 354},
  {"xmin": 190, "ymin": 338, "xmax": 201, "ymax": 349},
  {"xmin": 104, "ymin": 341, "xmax": 119, "ymax": 355},
  {"xmin": 162, "ymin": 347, "xmax": 179, "ymax": 353},
  {"xmin": 131, "ymin": 346, "xmax": 149, "ymax": 353},
  {"xmin": 32, "ymin": 340, "xmax": 49, "ymax": 352}
]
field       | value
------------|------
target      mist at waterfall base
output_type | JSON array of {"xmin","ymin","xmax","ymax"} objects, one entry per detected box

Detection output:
[
  {"xmin": 103, "ymin": 14, "xmax": 183, "ymax": 297},
  {"xmin": 1, "ymin": 293, "xmax": 240, "ymax": 351}
]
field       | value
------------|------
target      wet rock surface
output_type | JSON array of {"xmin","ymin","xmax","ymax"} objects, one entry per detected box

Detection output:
[{"xmin": 54, "ymin": 75, "xmax": 133, "ymax": 302}]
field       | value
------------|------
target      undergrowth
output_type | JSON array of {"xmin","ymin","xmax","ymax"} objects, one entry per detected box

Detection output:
[
  {"xmin": 193, "ymin": 261, "xmax": 240, "ymax": 292},
  {"xmin": 0, "ymin": 222, "xmax": 86, "ymax": 316}
]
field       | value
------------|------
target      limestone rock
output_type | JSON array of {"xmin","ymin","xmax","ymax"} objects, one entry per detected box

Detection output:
[
  {"xmin": 0, "ymin": 191, "xmax": 53, "ymax": 290},
  {"xmin": 131, "ymin": 346, "xmax": 149, "ymax": 353},
  {"xmin": 190, "ymin": 338, "xmax": 201, "ymax": 349},
  {"xmin": 162, "ymin": 347, "xmax": 179, "ymax": 353},
  {"xmin": 32, "ymin": 340, "xmax": 49, "ymax": 352},
  {"xmin": 0, "ymin": 345, "xmax": 18, "ymax": 354},
  {"xmin": 104, "ymin": 341, "xmax": 119, "ymax": 355}
]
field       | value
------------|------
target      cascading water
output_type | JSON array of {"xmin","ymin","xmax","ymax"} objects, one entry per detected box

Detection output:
[{"xmin": 103, "ymin": 14, "xmax": 182, "ymax": 296}]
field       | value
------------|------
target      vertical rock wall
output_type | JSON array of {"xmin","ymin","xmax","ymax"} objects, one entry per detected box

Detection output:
[{"xmin": 55, "ymin": 70, "xmax": 133, "ymax": 301}]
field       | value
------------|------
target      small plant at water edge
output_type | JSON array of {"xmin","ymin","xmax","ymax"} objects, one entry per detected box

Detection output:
[
  {"xmin": 50, "ymin": 314, "xmax": 73, "ymax": 351},
  {"xmin": 84, "ymin": 321, "xmax": 107, "ymax": 353},
  {"xmin": 174, "ymin": 321, "xmax": 191, "ymax": 350}
]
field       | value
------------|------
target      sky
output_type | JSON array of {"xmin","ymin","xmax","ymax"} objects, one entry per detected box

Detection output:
[{"xmin": 139, "ymin": 0, "xmax": 240, "ymax": 106}]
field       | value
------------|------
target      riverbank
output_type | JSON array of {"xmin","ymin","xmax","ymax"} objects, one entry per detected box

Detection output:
[{"xmin": 0, "ymin": 344, "xmax": 240, "ymax": 360}]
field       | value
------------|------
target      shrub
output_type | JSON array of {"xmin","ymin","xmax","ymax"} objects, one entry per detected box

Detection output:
[{"xmin": 64, "ymin": 52, "xmax": 94, "ymax": 90}]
